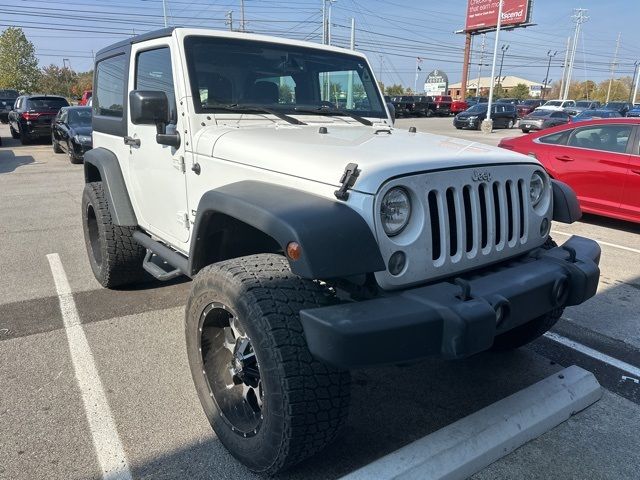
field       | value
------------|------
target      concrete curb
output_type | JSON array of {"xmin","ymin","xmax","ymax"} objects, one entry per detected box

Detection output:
[{"xmin": 340, "ymin": 365, "xmax": 602, "ymax": 480}]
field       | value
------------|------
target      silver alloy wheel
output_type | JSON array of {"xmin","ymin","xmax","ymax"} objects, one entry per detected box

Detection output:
[{"xmin": 199, "ymin": 301, "xmax": 263, "ymax": 437}]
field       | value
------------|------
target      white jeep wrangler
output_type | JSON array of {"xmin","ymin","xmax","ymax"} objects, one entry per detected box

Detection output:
[{"xmin": 82, "ymin": 27, "xmax": 601, "ymax": 474}]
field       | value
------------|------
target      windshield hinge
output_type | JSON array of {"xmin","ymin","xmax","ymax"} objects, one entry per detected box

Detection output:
[
  {"xmin": 177, "ymin": 211, "xmax": 190, "ymax": 229},
  {"xmin": 173, "ymin": 156, "xmax": 186, "ymax": 173},
  {"xmin": 334, "ymin": 163, "xmax": 360, "ymax": 201}
]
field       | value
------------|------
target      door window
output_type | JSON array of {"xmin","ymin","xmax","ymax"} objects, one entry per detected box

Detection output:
[
  {"xmin": 135, "ymin": 47, "xmax": 176, "ymax": 120},
  {"xmin": 95, "ymin": 55, "xmax": 126, "ymax": 118},
  {"xmin": 539, "ymin": 130, "xmax": 571, "ymax": 145},
  {"xmin": 568, "ymin": 125, "xmax": 632, "ymax": 153}
]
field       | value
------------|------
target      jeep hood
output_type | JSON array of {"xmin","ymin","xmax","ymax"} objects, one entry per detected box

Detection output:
[{"xmin": 194, "ymin": 123, "xmax": 537, "ymax": 194}]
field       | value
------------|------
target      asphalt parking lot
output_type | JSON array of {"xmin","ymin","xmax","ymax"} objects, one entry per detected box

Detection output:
[{"xmin": 1, "ymin": 118, "xmax": 640, "ymax": 480}]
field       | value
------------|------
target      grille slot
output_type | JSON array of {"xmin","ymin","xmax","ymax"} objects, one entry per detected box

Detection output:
[{"xmin": 426, "ymin": 178, "xmax": 529, "ymax": 266}]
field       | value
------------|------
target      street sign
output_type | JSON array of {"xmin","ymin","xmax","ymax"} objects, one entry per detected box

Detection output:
[{"xmin": 424, "ymin": 70, "xmax": 449, "ymax": 96}]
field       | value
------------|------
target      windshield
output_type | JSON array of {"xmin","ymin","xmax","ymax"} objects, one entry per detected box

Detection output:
[
  {"xmin": 529, "ymin": 110, "xmax": 549, "ymax": 117},
  {"xmin": 544, "ymin": 101, "xmax": 562, "ymax": 107},
  {"xmin": 575, "ymin": 101, "xmax": 592, "ymax": 107},
  {"xmin": 184, "ymin": 36, "xmax": 385, "ymax": 119},
  {"xmin": 466, "ymin": 104, "xmax": 487, "ymax": 113},
  {"xmin": 68, "ymin": 108, "xmax": 92, "ymax": 126},
  {"xmin": 604, "ymin": 103, "xmax": 624, "ymax": 109}
]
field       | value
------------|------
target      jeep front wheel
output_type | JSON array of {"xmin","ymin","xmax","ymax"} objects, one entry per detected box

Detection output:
[
  {"xmin": 185, "ymin": 254, "xmax": 350, "ymax": 475},
  {"xmin": 81, "ymin": 182, "xmax": 146, "ymax": 288}
]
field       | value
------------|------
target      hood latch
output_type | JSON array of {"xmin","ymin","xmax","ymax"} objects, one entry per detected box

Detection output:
[{"xmin": 334, "ymin": 163, "xmax": 360, "ymax": 201}]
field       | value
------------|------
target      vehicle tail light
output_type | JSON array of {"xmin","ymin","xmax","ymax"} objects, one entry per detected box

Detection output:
[{"xmin": 22, "ymin": 112, "xmax": 41, "ymax": 120}]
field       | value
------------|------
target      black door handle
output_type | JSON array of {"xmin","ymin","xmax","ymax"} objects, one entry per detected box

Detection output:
[{"xmin": 124, "ymin": 136, "xmax": 140, "ymax": 147}]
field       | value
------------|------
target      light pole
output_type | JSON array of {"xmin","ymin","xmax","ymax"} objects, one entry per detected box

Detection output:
[
  {"xmin": 629, "ymin": 61, "xmax": 639, "ymax": 103},
  {"xmin": 633, "ymin": 61, "xmax": 640, "ymax": 105},
  {"xmin": 482, "ymin": 0, "xmax": 504, "ymax": 134},
  {"xmin": 497, "ymin": 44, "xmax": 509, "ymax": 88},
  {"xmin": 542, "ymin": 50, "xmax": 557, "ymax": 100}
]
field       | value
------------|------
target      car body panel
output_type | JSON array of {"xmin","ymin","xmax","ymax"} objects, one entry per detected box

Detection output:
[{"xmin": 498, "ymin": 118, "xmax": 640, "ymax": 223}]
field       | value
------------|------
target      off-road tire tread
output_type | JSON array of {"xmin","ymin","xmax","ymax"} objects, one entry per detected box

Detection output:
[
  {"xmin": 189, "ymin": 254, "xmax": 350, "ymax": 475},
  {"xmin": 82, "ymin": 182, "xmax": 145, "ymax": 288}
]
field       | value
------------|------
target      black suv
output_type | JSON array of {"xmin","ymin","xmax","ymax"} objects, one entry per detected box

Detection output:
[
  {"xmin": 0, "ymin": 89, "xmax": 18, "ymax": 124},
  {"xmin": 453, "ymin": 103, "xmax": 518, "ymax": 130},
  {"xmin": 8, "ymin": 95, "xmax": 69, "ymax": 144}
]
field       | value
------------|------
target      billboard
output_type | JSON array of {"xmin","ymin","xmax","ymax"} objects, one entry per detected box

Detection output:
[
  {"xmin": 465, "ymin": 0, "xmax": 531, "ymax": 32},
  {"xmin": 424, "ymin": 70, "xmax": 448, "ymax": 96}
]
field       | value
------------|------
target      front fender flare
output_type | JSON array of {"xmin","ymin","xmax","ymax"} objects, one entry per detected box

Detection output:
[
  {"xmin": 83, "ymin": 148, "xmax": 137, "ymax": 226},
  {"xmin": 188, "ymin": 181, "xmax": 385, "ymax": 279}
]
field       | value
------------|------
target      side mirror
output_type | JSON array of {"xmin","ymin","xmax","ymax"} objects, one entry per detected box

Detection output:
[{"xmin": 129, "ymin": 90, "xmax": 180, "ymax": 148}]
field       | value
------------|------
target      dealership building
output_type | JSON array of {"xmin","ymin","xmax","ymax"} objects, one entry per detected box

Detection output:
[{"xmin": 448, "ymin": 75, "xmax": 548, "ymax": 98}]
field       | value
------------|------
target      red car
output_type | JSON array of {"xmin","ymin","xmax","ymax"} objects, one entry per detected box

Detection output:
[
  {"xmin": 79, "ymin": 90, "xmax": 92, "ymax": 106},
  {"xmin": 498, "ymin": 118, "xmax": 640, "ymax": 223},
  {"xmin": 433, "ymin": 95, "xmax": 452, "ymax": 115},
  {"xmin": 451, "ymin": 99, "xmax": 469, "ymax": 114}
]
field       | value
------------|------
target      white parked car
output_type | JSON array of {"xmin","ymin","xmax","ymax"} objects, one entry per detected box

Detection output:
[
  {"xmin": 81, "ymin": 27, "xmax": 601, "ymax": 474},
  {"xmin": 535, "ymin": 99, "xmax": 576, "ymax": 112}
]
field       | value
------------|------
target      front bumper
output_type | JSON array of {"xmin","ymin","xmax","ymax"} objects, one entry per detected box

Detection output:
[
  {"xmin": 300, "ymin": 236, "xmax": 600, "ymax": 368},
  {"xmin": 453, "ymin": 117, "xmax": 479, "ymax": 129},
  {"xmin": 520, "ymin": 121, "xmax": 544, "ymax": 131}
]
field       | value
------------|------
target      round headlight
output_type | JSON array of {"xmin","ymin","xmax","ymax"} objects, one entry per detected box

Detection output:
[
  {"xmin": 380, "ymin": 187, "xmax": 411, "ymax": 236},
  {"xmin": 529, "ymin": 171, "xmax": 546, "ymax": 206}
]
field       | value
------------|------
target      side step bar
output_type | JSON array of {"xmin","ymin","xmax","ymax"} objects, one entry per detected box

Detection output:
[{"xmin": 132, "ymin": 231, "xmax": 190, "ymax": 281}]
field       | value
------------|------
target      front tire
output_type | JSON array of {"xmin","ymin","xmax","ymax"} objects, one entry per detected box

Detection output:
[
  {"xmin": 68, "ymin": 140, "xmax": 82, "ymax": 164},
  {"xmin": 186, "ymin": 254, "xmax": 351, "ymax": 475},
  {"xmin": 81, "ymin": 182, "xmax": 146, "ymax": 288},
  {"xmin": 52, "ymin": 135, "xmax": 63, "ymax": 153}
]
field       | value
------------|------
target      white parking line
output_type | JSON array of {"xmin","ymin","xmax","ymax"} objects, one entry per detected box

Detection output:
[
  {"xmin": 551, "ymin": 230, "xmax": 640, "ymax": 255},
  {"xmin": 46, "ymin": 254, "xmax": 133, "ymax": 480},
  {"xmin": 544, "ymin": 331, "xmax": 640, "ymax": 378}
]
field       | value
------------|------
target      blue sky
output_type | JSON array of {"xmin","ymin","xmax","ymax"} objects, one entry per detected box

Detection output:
[{"xmin": 3, "ymin": 0, "xmax": 639, "ymax": 88}]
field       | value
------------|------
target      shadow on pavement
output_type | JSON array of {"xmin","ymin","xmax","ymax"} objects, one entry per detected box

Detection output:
[
  {"xmin": 578, "ymin": 213, "xmax": 640, "ymax": 235},
  {"xmin": 129, "ymin": 349, "xmax": 557, "ymax": 480},
  {"xmin": 0, "ymin": 150, "xmax": 35, "ymax": 174}
]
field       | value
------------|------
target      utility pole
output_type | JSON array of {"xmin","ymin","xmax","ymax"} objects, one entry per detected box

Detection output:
[
  {"xmin": 497, "ymin": 44, "xmax": 509, "ymax": 87},
  {"xmin": 563, "ymin": 9, "xmax": 588, "ymax": 101},
  {"xmin": 322, "ymin": 0, "xmax": 326, "ymax": 44},
  {"xmin": 347, "ymin": 18, "xmax": 355, "ymax": 109},
  {"xmin": 225, "ymin": 11, "xmax": 233, "ymax": 31},
  {"xmin": 460, "ymin": 32, "xmax": 472, "ymax": 101},
  {"xmin": 606, "ymin": 32, "xmax": 621, "ymax": 103},
  {"xmin": 240, "ymin": 0, "xmax": 245, "ymax": 32},
  {"xmin": 162, "ymin": 0, "xmax": 168, "ymax": 27},
  {"xmin": 476, "ymin": 33, "xmax": 486, "ymax": 97},
  {"xmin": 631, "ymin": 61, "xmax": 640, "ymax": 104},
  {"xmin": 327, "ymin": 0, "xmax": 335, "ymax": 45},
  {"xmin": 542, "ymin": 50, "xmax": 557, "ymax": 100},
  {"xmin": 559, "ymin": 37, "xmax": 570, "ymax": 100},
  {"xmin": 482, "ymin": 0, "xmax": 504, "ymax": 134}
]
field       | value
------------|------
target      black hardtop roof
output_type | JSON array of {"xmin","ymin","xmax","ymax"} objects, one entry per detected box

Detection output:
[{"xmin": 95, "ymin": 27, "xmax": 175, "ymax": 59}]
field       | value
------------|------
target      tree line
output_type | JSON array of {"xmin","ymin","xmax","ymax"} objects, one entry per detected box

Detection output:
[{"xmin": 0, "ymin": 27, "xmax": 92, "ymax": 99}]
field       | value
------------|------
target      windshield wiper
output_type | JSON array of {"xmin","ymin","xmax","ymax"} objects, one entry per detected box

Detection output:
[
  {"xmin": 209, "ymin": 103, "xmax": 306, "ymax": 125},
  {"xmin": 293, "ymin": 106, "xmax": 374, "ymax": 126}
]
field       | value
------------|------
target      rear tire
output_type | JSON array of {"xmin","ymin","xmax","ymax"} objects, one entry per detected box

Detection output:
[
  {"xmin": 507, "ymin": 119, "xmax": 514, "ymax": 129},
  {"xmin": 186, "ymin": 254, "xmax": 351, "ymax": 475},
  {"xmin": 522, "ymin": 129, "xmax": 530, "ymax": 133},
  {"xmin": 19, "ymin": 129, "xmax": 30, "ymax": 145},
  {"xmin": 81, "ymin": 182, "xmax": 146, "ymax": 288},
  {"xmin": 10, "ymin": 125, "xmax": 19, "ymax": 139}
]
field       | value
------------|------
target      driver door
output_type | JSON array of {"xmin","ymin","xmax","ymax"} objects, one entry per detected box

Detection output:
[{"xmin": 127, "ymin": 42, "xmax": 190, "ymax": 245}]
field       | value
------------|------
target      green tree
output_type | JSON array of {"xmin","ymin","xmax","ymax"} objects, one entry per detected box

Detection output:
[
  {"xmin": 38, "ymin": 64, "xmax": 77, "ymax": 98},
  {"xmin": 385, "ymin": 84, "xmax": 404, "ymax": 96},
  {"xmin": 510, "ymin": 83, "xmax": 530, "ymax": 100},
  {"xmin": 0, "ymin": 27, "xmax": 40, "ymax": 92},
  {"xmin": 72, "ymin": 70, "xmax": 93, "ymax": 97},
  {"xmin": 278, "ymin": 83, "xmax": 294, "ymax": 103}
]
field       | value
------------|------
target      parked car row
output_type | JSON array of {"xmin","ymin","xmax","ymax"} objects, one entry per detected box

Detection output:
[
  {"xmin": 4, "ymin": 93, "xmax": 93, "ymax": 162},
  {"xmin": 389, "ymin": 95, "xmax": 453, "ymax": 117}
]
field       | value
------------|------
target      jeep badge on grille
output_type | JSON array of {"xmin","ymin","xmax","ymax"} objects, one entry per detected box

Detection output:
[{"xmin": 472, "ymin": 170, "xmax": 492, "ymax": 182}]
